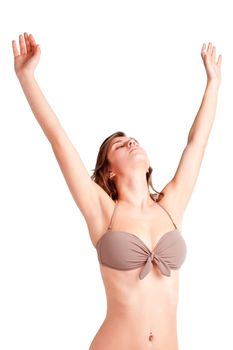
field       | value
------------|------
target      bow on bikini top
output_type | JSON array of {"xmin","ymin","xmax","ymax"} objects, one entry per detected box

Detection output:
[{"xmin": 95, "ymin": 200, "xmax": 187, "ymax": 280}]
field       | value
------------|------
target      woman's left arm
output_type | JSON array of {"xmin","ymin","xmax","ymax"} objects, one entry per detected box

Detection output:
[
  {"xmin": 160, "ymin": 42, "xmax": 222, "ymax": 224},
  {"xmin": 188, "ymin": 44, "xmax": 222, "ymax": 144}
]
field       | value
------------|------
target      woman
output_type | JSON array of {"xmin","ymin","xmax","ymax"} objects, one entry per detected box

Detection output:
[{"xmin": 12, "ymin": 33, "xmax": 222, "ymax": 349}]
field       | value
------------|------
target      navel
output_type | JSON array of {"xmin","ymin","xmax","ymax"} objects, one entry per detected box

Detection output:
[{"xmin": 148, "ymin": 330, "xmax": 153, "ymax": 341}]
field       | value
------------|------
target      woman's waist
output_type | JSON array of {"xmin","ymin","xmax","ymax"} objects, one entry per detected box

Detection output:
[
  {"xmin": 91, "ymin": 316, "xmax": 178, "ymax": 350},
  {"xmin": 105, "ymin": 294, "xmax": 178, "ymax": 320},
  {"xmin": 103, "ymin": 307, "xmax": 178, "ymax": 338},
  {"xmin": 105, "ymin": 286, "xmax": 179, "ymax": 310}
]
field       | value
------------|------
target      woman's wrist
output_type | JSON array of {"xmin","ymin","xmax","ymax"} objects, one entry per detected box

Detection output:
[
  {"xmin": 16, "ymin": 69, "xmax": 35, "ymax": 82},
  {"xmin": 206, "ymin": 78, "xmax": 221, "ymax": 89}
]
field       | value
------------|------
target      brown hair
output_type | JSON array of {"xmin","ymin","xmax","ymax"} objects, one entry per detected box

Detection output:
[{"xmin": 91, "ymin": 131, "xmax": 164, "ymax": 202}]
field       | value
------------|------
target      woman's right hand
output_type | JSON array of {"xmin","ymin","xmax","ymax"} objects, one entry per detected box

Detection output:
[{"xmin": 12, "ymin": 32, "xmax": 41, "ymax": 78}]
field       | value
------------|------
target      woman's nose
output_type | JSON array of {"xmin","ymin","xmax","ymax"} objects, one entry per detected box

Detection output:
[{"xmin": 128, "ymin": 139, "xmax": 136, "ymax": 147}]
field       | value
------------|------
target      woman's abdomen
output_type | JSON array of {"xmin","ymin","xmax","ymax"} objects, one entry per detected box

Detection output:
[{"xmin": 89, "ymin": 306, "xmax": 179, "ymax": 350}]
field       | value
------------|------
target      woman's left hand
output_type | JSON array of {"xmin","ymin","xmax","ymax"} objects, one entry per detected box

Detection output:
[{"xmin": 201, "ymin": 42, "xmax": 222, "ymax": 87}]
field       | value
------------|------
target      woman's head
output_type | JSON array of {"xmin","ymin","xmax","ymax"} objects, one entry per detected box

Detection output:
[{"xmin": 91, "ymin": 131, "xmax": 164, "ymax": 201}]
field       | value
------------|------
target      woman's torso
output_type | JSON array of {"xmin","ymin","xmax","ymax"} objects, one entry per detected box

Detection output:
[{"xmin": 87, "ymin": 194, "xmax": 186, "ymax": 350}]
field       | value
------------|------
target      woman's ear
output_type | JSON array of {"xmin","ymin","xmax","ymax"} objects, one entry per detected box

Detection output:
[{"xmin": 109, "ymin": 171, "xmax": 115, "ymax": 179}]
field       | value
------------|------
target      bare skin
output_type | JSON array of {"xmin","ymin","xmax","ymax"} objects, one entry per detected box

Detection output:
[
  {"xmin": 88, "ymin": 194, "xmax": 182, "ymax": 350},
  {"xmin": 11, "ymin": 34, "xmax": 222, "ymax": 349}
]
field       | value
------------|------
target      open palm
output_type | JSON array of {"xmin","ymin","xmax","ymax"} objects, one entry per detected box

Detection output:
[
  {"xmin": 12, "ymin": 32, "xmax": 41, "ymax": 77},
  {"xmin": 201, "ymin": 42, "xmax": 222, "ymax": 86}
]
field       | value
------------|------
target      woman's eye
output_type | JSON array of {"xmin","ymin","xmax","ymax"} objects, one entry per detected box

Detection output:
[{"xmin": 116, "ymin": 145, "xmax": 124, "ymax": 149}]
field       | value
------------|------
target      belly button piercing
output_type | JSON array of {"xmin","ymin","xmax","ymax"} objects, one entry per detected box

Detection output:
[{"xmin": 149, "ymin": 331, "xmax": 153, "ymax": 341}]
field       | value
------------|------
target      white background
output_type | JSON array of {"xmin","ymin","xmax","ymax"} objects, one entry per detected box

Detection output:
[{"xmin": 0, "ymin": 1, "xmax": 232, "ymax": 349}]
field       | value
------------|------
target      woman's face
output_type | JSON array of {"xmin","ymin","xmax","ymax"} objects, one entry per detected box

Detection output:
[{"xmin": 107, "ymin": 136, "xmax": 150, "ymax": 176}]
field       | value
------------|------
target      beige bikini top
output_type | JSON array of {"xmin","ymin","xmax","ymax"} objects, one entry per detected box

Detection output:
[{"xmin": 95, "ymin": 200, "xmax": 187, "ymax": 279}]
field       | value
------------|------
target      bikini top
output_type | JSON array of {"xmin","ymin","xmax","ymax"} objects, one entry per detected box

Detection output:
[{"xmin": 95, "ymin": 199, "xmax": 187, "ymax": 280}]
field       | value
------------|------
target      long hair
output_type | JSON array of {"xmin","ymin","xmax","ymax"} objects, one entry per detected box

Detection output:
[{"xmin": 91, "ymin": 131, "xmax": 164, "ymax": 201}]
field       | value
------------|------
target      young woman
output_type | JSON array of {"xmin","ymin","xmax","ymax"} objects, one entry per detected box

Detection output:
[{"xmin": 12, "ymin": 33, "xmax": 222, "ymax": 350}]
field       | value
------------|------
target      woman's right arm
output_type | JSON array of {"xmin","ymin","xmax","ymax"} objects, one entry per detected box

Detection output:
[
  {"xmin": 13, "ymin": 33, "xmax": 108, "ymax": 225},
  {"xmin": 17, "ymin": 72, "xmax": 65, "ymax": 146},
  {"xmin": 12, "ymin": 32, "xmax": 69, "ymax": 146}
]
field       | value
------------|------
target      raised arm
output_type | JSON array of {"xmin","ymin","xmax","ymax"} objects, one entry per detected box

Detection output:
[
  {"xmin": 160, "ymin": 42, "xmax": 222, "ymax": 225},
  {"xmin": 187, "ymin": 42, "xmax": 222, "ymax": 145},
  {"xmin": 12, "ymin": 33, "xmax": 65, "ymax": 144},
  {"xmin": 12, "ymin": 32, "xmax": 108, "ymax": 224}
]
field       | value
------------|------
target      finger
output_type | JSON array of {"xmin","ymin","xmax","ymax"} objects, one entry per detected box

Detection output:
[
  {"xmin": 201, "ymin": 43, "xmax": 206, "ymax": 59},
  {"xmin": 19, "ymin": 34, "xmax": 26, "ymax": 55},
  {"xmin": 212, "ymin": 46, "xmax": 216, "ymax": 61},
  {"xmin": 217, "ymin": 54, "xmax": 222, "ymax": 67},
  {"xmin": 12, "ymin": 40, "xmax": 19, "ymax": 57},
  {"xmin": 28, "ymin": 34, "xmax": 37, "ymax": 49},
  {"xmin": 207, "ymin": 42, "xmax": 212, "ymax": 55},
  {"xmin": 24, "ymin": 32, "xmax": 31, "ymax": 53}
]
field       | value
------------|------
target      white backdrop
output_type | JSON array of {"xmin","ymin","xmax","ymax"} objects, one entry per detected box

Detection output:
[{"xmin": 0, "ymin": 1, "xmax": 232, "ymax": 349}]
